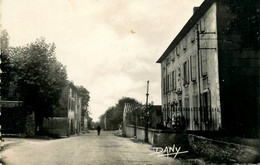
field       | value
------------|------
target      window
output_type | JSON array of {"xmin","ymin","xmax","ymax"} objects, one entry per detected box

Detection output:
[
  {"xmin": 166, "ymin": 57, "xmax": 170, "ymax": 66},
  {"xmin": 184, "ymin": 97, "xmax": 189, "ymax": 108},
  {"xmin": 164, "ymin": 104, "xmax": 167, "ymax": 122},
  {"xmin": 176, "ymin": 45, "xmax": 180, "ymax": 56},
  {"xmin": 163, "ymin": 78, "xmax": 166, "ymax": 95},
  {"xmin": 191, "ymin": 28, "xmax": 196, "ymax": 43},
  {"xmin": 190, "ymin": 54, "xmax": 197, "ymax": 81},
  {"xmin": 172, "ymin": 71, "xmax": 176, "ymax": 91},
  {"xmin": 183, "ymin": 60, "xmax": 189, "ymax": 85},
  {"xmin": 183, "ymin": 38, "xmax": 187, "ymax": 51},
  {"xmin": 200, "ymin": 18, "xmax": 206, "ymax": 33},
  {"xmin": 166, "ymin": 74, "xmax": 170, "ymax": 93},
  {"xmin": 202, "ymin": 92, "xmax": 211, "ymax": 109},
  {"xmin": 193, "ymin": 83, "xmax": 197, "ymax": 94},
  {"xmin": 178, "ymin": 99, "xmax": 182, "ymax": 108},
  {"xmin": 169, "ymin": 73, "xmax": 172, "ymax": 90},
  {"xmin": 201, "ymin": 43, "xmax": 208, "ymax": 77},
  {"xmin": 192, "ymin": 94, "xmax": 198, "ymax": 108},
  {"xmin": 171, "ymin": 51, "xmax": 175, "ymax": 63}
]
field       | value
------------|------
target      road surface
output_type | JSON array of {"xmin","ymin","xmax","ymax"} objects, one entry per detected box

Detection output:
[{"xmin": 0, "ymin": 131, "xmax": 182, "ymax": 165}]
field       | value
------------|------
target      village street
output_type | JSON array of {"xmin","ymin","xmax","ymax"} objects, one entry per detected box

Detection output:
[{"xmin": 0, "ymin": 131, "xmax": 183, "ymax": 165}]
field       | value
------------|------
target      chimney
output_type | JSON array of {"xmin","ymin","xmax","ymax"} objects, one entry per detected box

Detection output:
[{"xmin": 193, "ymin": 7, "xmax": 199, "ymax": 14}]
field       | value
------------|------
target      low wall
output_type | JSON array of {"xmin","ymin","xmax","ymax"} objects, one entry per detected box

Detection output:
[
  {"xmin": 125, "ymin": 125, "xmax": 187, "ymax": 148},
  {"xmin": 125, "ymin": 125, "xmax": 260, "ymax": 163},
  {"xmin": 188, "ymin": 134, "xmax": 260, "ymax": 163},
  {"xmin": 43, "ymin": 117, "xmax": 68, "ymax": 137},
  {"xmin": 126, "ymin": 125, "xmax": 154, "ymax": 144}
]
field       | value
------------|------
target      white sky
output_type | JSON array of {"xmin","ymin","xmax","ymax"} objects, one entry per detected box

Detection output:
[{"xmin": 0, "ymin": 0, "xmax": 203, "ymax": 121}]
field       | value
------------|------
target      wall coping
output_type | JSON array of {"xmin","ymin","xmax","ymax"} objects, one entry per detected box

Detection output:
[{"xmin": 126, "ymin": 124, "xmax": 185, "ymax": 134}]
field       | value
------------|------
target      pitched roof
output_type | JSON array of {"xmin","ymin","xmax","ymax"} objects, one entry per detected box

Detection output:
[{"xmin": 156, "ymin": 0, "xmax": 216, "ymax": 63}]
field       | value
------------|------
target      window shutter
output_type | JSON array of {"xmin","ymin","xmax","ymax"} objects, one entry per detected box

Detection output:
[
  {"xmin": 191, "ymin": 54, "xmax": 197, "ymax": 81},
  {"xmin": 201, "ymin": 43, "xmax": 208, "ymax": 76}
]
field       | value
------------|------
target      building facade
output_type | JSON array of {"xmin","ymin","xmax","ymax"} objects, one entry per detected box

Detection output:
[
  {"xmin": 43, "ymin": 82, "xmax": 82, "ymax": 137},
  {"xmin": 157, "ymin": 0, "xmax": 260, "ymax": 137},
  {"xmin": 67, "ymin": 85, "xmax": 82, "ymax": 135}
]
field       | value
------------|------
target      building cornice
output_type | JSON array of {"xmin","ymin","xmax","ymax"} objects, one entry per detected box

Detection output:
[{"xmin": 156, "ymin": 0, "xmax": 216, "ymax": 63}]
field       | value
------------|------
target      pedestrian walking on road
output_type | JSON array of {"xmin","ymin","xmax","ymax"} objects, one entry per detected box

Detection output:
[{"xmin": 97, "ymin": 125, "xmax": 101, "ymax": 136}]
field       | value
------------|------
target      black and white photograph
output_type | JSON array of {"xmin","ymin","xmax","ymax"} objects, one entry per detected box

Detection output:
[{"xmin": 0, "ymin": 0, "xmax": 259, "ymax": 164}]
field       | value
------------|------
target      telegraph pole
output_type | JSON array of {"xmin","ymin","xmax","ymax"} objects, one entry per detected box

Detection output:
[
  {"xmin": 145, "ymin": 80, "xmax": 149, "ymax": 143},
  {"xmin": 196, "ymin": 25, "xmax": 203, "ymax": 131},
  {"xmin": 0, "ymin": 49, "xmax": 2, "ymax": 144}
]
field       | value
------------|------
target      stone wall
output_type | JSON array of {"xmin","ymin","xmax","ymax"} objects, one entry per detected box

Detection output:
[
  {"xmin": 153, "ymin": 131, "xmax": 188, "ymax": 150},
  {"xmin": 188, "ymin": 134, "xmax": 260, "ymax": 163},
  {"xmin": 126, "ymin": 125, "xmax": 260, "ymax": 163},
  {"xmin": 125, "ymin": 125, "xmax": 187, "ymax": 148},
  {"xmin": 43, "ymin": 117, "xmax": 68, "ymax": 137}
]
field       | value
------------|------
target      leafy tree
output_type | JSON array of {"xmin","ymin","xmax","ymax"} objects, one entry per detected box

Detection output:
[
  {"xmin": 100, "ymin": 97, "xmax": 142, "ymax": 130},
  {"xmin": 77, "ymin": 85, "xmax": 90, "ymax": 119},
  {"xmin": 221, "ymin": 0, "xmax": 260, "ymax": 49},
  {"xmin": 77, "ymin": 86, "xmax": 90, "ymax": 107},
  {"xmin": 85, "ymin": 110, "xmax": 93, "ymax": 130},
  {"xmin": 0, "ymin": 30, "xmax": 17, "ymax": 100},
  {"xmin": 11, "ymin": 38, "xmax": 67, "ymax": 133}
]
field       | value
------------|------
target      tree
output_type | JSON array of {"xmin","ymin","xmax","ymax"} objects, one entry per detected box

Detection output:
[
  {"xmin": 77, "ymin": 85, "xmax": 90, "ymax": 119},
  {"xmin": 11, "ymin": 38, "xmax": 67, "ymax": 133},
  {"xmin": 221, "ymin": 0, "xmax": 260, "ymax": 49},
  {"xmin": 99, "ymin": 97, "xmax": 142, "ymax": 130},
  {"xmin": 0, "ymin": 30, "xmax": 17, "ymax": 100},
  {"xmin": 77, "ymin": 86, "xmax": 90, "ymax": 107}
]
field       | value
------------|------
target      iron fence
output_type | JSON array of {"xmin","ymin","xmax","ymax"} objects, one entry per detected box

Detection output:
[
  {"xmin": 126, "ymin": 106, "xmax": 221, "ymax": 131},
  {"xmin": 164, "ymin": 107, "xmax": 221, "ymax": 131}
]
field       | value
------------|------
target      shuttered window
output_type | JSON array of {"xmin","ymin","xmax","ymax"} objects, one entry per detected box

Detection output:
[
  {"xmin": 190, "ymin": 54, "xmax": 197, "ymax": 81},
  {"xmin": 201, "ymin": 43, "xmax": 208, "ymax": 77},
  {"xmin": 172, "ymin": 71, "xmax": 176, "ymax": 91},
  {"xmin": 183, "ymin": 60, "xmax": 189, "ymax": 85}
]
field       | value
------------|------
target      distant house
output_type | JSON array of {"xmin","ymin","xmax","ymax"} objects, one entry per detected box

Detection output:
[
  {"xmin": 81, "ymin": 105, "xmax": 90, "ymax": 131},
  {"xmin": 43, "ymin": 82, "xmax": 82, "ymax": 137},
  {"xmin": 156, "ymin": 0, "xmax": 260, "ymax": 137}
]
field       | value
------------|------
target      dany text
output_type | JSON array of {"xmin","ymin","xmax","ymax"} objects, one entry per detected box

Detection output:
[{"xmin": 149, "ymin": 144, "xmax": 188, "ymax": 158}]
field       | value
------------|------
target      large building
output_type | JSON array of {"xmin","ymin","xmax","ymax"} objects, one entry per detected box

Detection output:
[
  {"xmin": 157, "ymin": 0, "xmax": 260, "ymax": 137},
  {"xmin": 43, "ymin": 82, "xmax": 82, "ymax": 137}
]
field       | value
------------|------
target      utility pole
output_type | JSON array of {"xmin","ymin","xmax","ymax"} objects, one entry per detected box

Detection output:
[
  {"xmin": 0, "ymin": 50, "xmax": 2, "ymax": 143},
  {"xmin": 196, "ymin": 24, "xmax": 216, "ymax": 131},
  {"xmin": 196, "ymin": 24, "xmax": 203, "ymax": 131},
  {"xmin": 145, "ymin": 80, "xmax": 149, "ymax": 143}
]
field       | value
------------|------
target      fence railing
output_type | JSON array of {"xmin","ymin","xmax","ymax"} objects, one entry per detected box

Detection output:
[
  {"xmin": 126, "ymin": 107, "xmax": 221, "ymax": 131},
  {"xmin": 164, "ymin": 107, "xmax": 221, "ymax": 131}
]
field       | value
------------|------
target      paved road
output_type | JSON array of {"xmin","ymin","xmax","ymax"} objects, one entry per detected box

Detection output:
[{"xmin": 1, "ymin": 131, "xmax": 181, "ymax": 165}]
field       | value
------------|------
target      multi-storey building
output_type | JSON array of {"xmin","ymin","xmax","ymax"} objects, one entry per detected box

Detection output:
[
  {"xmin": 43, "ymin": 82, "xmax": 82, "ymax": 137},
  {"xmin": 157, "ymin": 0, "xmax": 260, "ymax": 137},
  {"xmin": 67, "ymin": 84, "xmax": 82, "ymax": 134}
]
